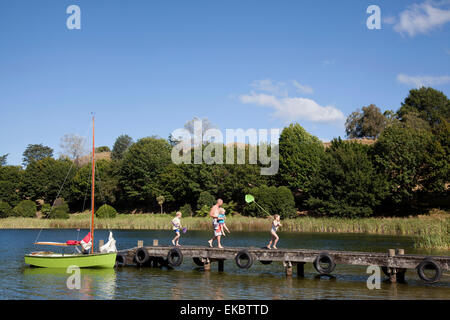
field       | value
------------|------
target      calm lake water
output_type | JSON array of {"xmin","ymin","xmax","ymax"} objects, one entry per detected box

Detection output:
[{"xmin": 0, "ymin": 229, "xmax": 449, "ymax": 300}]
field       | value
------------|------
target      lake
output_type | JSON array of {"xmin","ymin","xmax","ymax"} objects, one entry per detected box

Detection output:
[{"xmin": 0, "ymin": 229, "xmax": 449, "ymax": 299}]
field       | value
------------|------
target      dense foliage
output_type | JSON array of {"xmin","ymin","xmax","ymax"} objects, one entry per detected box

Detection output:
[{"xmin": 0, "ymin": 87, "xmax": 448, "ymax": 219}]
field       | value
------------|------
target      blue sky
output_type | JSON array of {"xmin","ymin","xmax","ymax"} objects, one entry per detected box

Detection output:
[{"xmin": 1, "ymin": 0, "xmax": 449, "ymax": 166}]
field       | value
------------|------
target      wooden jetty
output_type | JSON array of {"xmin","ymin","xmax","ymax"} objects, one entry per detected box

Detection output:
[{"xmin": 113, "ymin": 240, "xmax": 450, "ymax": 284}]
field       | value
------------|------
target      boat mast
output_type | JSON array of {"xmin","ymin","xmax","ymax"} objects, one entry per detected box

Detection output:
[{"xmin": 91, "ymin": 115, "xmax": 95, "ymax": 254}]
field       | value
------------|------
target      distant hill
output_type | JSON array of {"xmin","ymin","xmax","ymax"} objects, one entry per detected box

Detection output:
[
  {"xmin": 322, "ymin": 138, "xmax": 376, "ymax": 148},
  {"xmin": 78, "ymin": 152, "xmax": 111, "ymax": 166}
]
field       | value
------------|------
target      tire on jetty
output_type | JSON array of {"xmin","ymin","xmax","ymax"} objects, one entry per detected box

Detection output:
[
  {"xmin": 134, "ymin": 247, "xmax": 150, "ymax": 266},
  {"xmin": 193, "ymin": 257, "xmax": 205, "ymax": 266},
  {"xmin": 167, "ymin": 248, "xmax": 183, "ymax": 267},
  {"xmin": 313, "ymin": 252, "xmax": 336, "ymax": 275},
  {"xmin": 416, "ymin": 258, "xmax": 442, "ymax": 284},
  {"xmin": 115, "ymin": 252, "xmax": 127, "ymax": 267},
  {"xmin": 235, "ymin": 249, "xmax": 254, "ymax": 269}
]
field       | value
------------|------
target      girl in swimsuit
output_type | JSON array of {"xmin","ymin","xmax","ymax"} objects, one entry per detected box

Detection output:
[{"xmin": 267, "ymin": 214, "xmax": 281, "ymax": 249}]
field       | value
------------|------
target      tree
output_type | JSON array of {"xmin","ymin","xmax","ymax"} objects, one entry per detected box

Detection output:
[
  {"xmin": 111, "ymin": 134, "xmax": 133, "ymax": 160},
  {"xmin": 0, "ymin": 165, "xmax": 23, "ymax": 206},
  {"xmin": 373, "ymin": 123, "xmax": 441, "ymax": 210},
  {"xmin": 0, "ymin": 154, "xmax": 8, "ymax": 166},
  {"xmin": 59, "ymin": 134, "xmax": 87, "ymax": 166},
  {"xmin": 12, "ymin": 200, "xmax": 36, "ymax": 218},
  {"xmin": 70, "ymin": 159, "xmax": 120, "ymax": 210},
  {"xmin": 306, "ymin": 139, "xmax": 388, "ymax": 217},
  {"xmin": 96, "ymin": 146, "xmax": 111, "ymax": 153},
  {"xmin": 398, "ymin": 87, "xmax": 450, "ymax": 129},
  {"xmin": 156, "ymin": 195, "xmax": 165, "ymax": 214},
  {"xmin": 243, "ymin": 185, "xmax": 296, "ymax": 219},
  {"xmin": 119, "ymin": 137, "xmax": 172, "ymax": 208},
  {"xmin": 278, "ymin": 123, "xmax": 324, "ymax": 201},
  {"xmin": 22, "ymin": 144, "xmax": 54, "ymax": 167},
  {"xmin": 21, "ymin": 158, "xmax": 75, "ymax": 204},
  {"xmin": 345, "ymin": 104, "xmax": 388, "ymax": 139}
]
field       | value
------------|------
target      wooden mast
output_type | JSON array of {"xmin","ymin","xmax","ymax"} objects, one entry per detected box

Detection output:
[{"xmin": 91, "ymin": 115, "xmax": 95, "ymax": 254}]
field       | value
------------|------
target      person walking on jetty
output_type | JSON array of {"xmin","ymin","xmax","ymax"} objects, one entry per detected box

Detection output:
[
  {"xmin": 267, "ymin": 214, "xmax": 282, "ymax": 249},
  {"xmin": 171, "ymin": 211, "xmax": 183, "ymax": 246},
  {"xmin": 217, "ymin": 208, "xmax": 230, "ymax": 236},
  {"xmin": 208, "ymin": 199, "xmax": 223, "ymax": 248}
]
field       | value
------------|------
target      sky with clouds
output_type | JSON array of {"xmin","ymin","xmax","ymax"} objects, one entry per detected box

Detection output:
[{"xmin": 1, "ymin": 0, "xmax": 449, "ymax": 165}]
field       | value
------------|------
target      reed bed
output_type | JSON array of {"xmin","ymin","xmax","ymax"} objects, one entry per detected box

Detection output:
[{"xmin": 1, "ymin": 212, "xmax": 448, "ymax": 249}]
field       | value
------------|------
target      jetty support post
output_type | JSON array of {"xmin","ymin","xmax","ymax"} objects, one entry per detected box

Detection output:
[
  {"xmin": 396, "ymin": 249, "xmax": 406, "ymax": 283},
  {"xmin": 218, "ymin": 259, "xmax": 224, "ymax": 272},
  {"xmin": 284, "ymin": 261, "xmax": 293, "ymax": 277},
  {"xmin": 297, "ymin": 262, "xmax": 305, "ymax": 278},
  {"xmin": 137, "ymin": 240, "xmax": 143, "ymax": 248},
  {"xmin": 153, "ymin": 239, "xmax": 159, "ymax": 246},
  {"xmin": 388, "ymin": 249, "xmax": 396, "ymax": 283}
]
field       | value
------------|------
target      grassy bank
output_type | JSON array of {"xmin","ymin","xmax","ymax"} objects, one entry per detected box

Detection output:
[{"xmin": 1, "ymin": 211, "xmax": 448, "ymax": 249}]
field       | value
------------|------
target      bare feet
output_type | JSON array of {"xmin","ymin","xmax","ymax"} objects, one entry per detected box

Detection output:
[
  {"xmin": 273, "ymin": 246, "xmax": 277, "ymax": 249},
  {"xmin": 266, "ymin": 245, "xmax": 271, "ymax": 249},
  {"xmin": 208, "ymin": 240, "xmax": 213, "ymax": 248},
  {"xmin": 172, "ymin": 240, "xmax": 175, "ymax": 246},
  {"xmin": 176, "ymin": 243, "xmax": 181, "ymax": 247},
  {"xmin": 218, "ymin": 245, "xmax": 224, "ymax": 249}
]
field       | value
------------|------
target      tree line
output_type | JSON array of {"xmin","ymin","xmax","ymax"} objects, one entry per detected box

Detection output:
[{"xmin": 0, "ymin": 87, "xmax": 448, "ymax": 219}]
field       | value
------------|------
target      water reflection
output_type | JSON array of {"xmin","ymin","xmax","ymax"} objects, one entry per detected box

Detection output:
[{"xmin": 22, "ymin": 268, "xmax": 116, "ymax": 299}]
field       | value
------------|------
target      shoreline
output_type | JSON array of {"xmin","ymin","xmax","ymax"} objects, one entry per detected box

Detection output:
[{"xmin": 0, "ymin": 213, "xmax": 448, "ymax": 249}]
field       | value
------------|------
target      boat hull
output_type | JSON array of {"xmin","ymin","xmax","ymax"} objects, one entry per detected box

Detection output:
[{"xmin": 24, "ymin": 252, "xmax": 117, "ymax": 269}]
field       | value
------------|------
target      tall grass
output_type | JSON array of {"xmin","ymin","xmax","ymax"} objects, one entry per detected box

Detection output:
[{"xmin": 1, "ymin": 211, "xmax": 448, "ymax": 249}]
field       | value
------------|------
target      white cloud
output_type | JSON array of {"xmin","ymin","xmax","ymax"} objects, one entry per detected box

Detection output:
[
  {"xmin": 239, "ymin": 92, "xmax": 345, "ymax": 124},
  {"xmin": 383, "ymin": 15, "xmax": 397, "ymax": 25},
  {"xmin": 397, "ymin": 73, "xmax": 450, "ymax": 88},
  {"xmin": 292, "ymin": 80, "xmax": 314, "ymax": 95},
  {"xmin": 250, "ymin": 79, "xmax": 288, "ymax": 96},
  {"xmin": 393, "ymin": 2, "xmax": 450, "ymax": 36}
]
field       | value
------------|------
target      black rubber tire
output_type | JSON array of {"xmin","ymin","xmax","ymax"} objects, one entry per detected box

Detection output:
[
  {"xmin": 417, "ymin": 258, "xmax": 442, "ymax": 284},
  {"xmin": 313, "ymin": 252, "xmax": 336, "ymax": 275},
  {"xmin": 115, "ymin": 252, "xmax": 127, "ymax": 267},
  {"xmin": 167, "ymin": 248, "xmax": 183, "ymax": 267},
  {"xmin": 193, "ymin": 257, "xmax": 205, "ymax": 266},
  {"xmin": 260, "ymin": 260, "xmax": 272, "ymax": 265},
  {"xmin": 134, "ymin": 247, "xmax": 149, "ymax": 265},
  {"xmin": 235, "ymin": 250, "xmax": 253, "ymax": 269}
]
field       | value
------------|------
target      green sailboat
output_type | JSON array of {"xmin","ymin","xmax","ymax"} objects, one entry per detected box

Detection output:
[{"xmin": 24, "ymin": 116, "xmax": 117, "ymax": 268}]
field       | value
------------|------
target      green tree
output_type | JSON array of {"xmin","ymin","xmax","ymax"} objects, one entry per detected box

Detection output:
[
  {"xmin": 345, "ymin": 104, "xmax": 388, "ymax": 139},
  {"xmin": 0, "ymin": 165, "xmax": 23, "ymax": 206},
  {"xmin": 70, "ymin": 159, "xmax": 119, "ymax": 209},
  {"xmin": 47, "ymin": 198, "xmax": 69, "ymax": 219},
  {"xmin": 0, "ymin": 154, "xmax": 8, "ymax": 166},
  {"xmin": 22, "ymin": 144, "xmax": 54, "ymax": 167},
  {"xmin": 156, "ymin": 195, "xmax": 165, "ymax": 214},
  {"xmin": 111, "ymin": 134, "xmax": 133, "ymax": 160},
  {"xmin": 243, "ymin": 185, "xmax": 296, "ymax": 219},
  {"xmin": 95, "ymin": 204, "xmax": 117, "ymax": 218},
  {"xmin": 0, "ymin": 201, "xmax": 12, "ymax": 218},
  {"xmin": 373, "ymin": 123, "xmax": 441, "ymax": 210},
  {"xmin": 398, "ymin": 87, "xmax": 450, "ymax": 129},
  {"xmin": 278, "ymin": 123, "xmax": 324, "ymax": 201},
  {"xmin": 307, "ymin": 139, "xmax": 388, "ymax": 217},
  {"xmin": 12, "ymin": 200, "xmax": 36, "ymax": 218},
  {"xmin": 196, "ymin": 191, "xmax": 215, "ymax": 210},
  {"xmin": 21, "ymin": 158, "xmax": 75, "ymax": 204},
  {"xmin": 119, "ymin": 137, "xmax": 172, "ymax": 208},
  {"xmin": 96, "ymin": 146, "xmax": 111, "ymax": 153}
]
